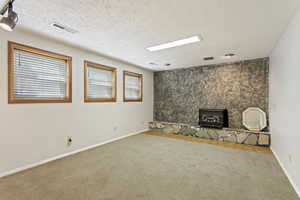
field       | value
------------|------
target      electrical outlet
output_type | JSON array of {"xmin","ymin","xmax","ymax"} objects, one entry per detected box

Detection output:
[{"xmin": 67, "ymin": 136, "xmax": 72, "ymax": 146}]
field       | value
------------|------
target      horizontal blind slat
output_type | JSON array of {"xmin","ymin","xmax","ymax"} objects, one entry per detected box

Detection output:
[
  {"xmin": 125, "ymin": 74, "xmax": 141, "ymax": 99},
  {"xmin": 87, "ymin": 66, "xmax": 114, "ymax": 99},
  {"xmin": 13, "ymin": 49, "xmax": 68, "ymax": 99},
  {"xmin": 15, "ymin": 74, "xmax": 66, "ymax": 81}
]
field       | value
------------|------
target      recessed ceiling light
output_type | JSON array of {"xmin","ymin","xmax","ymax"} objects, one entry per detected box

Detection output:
[
  {"xmin": 223, "ymin": 53, "xmax": 236, "ymax": 59},
  {"xmin": 204, "ymin": 56, "xmax": 214, "ymax": 61},
  {"xmin": 146, "ymin": 36, "xmax": 202, "ymax": 52}
]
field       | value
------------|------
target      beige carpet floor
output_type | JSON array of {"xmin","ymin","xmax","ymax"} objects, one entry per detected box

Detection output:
[{"xmin": 0, "ymin": 133, "xmax": 298, "ymax": 200}]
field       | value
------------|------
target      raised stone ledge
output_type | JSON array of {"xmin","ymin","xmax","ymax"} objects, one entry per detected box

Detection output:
[{"xmin": 149, "ymin": 121, "xmax": 270, "ymax": 147}]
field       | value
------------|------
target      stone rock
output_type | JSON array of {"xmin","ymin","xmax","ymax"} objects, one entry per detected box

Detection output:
[
  {"xmin": 223, "ymin": 133, "xmax": 237, "ymax": 143},
  {"xmin": 162, "ymin": 125, "xmax": 175, "ymax": 134},
  {"xmin": 195, "ymin": 129, "xmax": 210, "ymax": 139},
  {"xmin": 236, "ymin": 132, "xmax": 249, "ymax": 143},
  {"xmin": 244, "ymin": 134, "xmax": 258, "ymax": 145},
  {"xmin": 207, "ymin": 129, "xmax": 219, "ymax": 139},
  {"xmin": 218, "ymin": 130, "xmax": 228, "ymax": 141},
  {"xmin": 258, "ymin": 134, "xmax": 270, "ymax": 146},
  {"xmin": 156, "ymin": 123, "xmax": 165, "ymax": 129},
  {"xmin": 149, "ymin": 122, "xmax": 156, "ymax": 129},
  {"xmin": 181, "ymin": 127, "xmax": 196, "ymax": 136},
  {"xmin": 171, "ymin": 124, "xmax": 182, "ymax": 134},
  {"xmin": 218, "ymin": 130, "xmax": 229, "ymax": 137}
]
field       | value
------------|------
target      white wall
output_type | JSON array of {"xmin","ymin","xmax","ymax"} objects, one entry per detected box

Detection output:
[
  {"xmin": 0, "ymin": 28, "xmax": 153, "ymax": 175},
  {"xmin": 270, "ymin": 8, "xmax": 300, "ymax": 196}
]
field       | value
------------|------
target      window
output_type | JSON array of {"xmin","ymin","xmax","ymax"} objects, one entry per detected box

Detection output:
[
  {"xmin": 84, "ymin": 61, "xmax": 117, "ymax": 102},
  {"xmin": 123, "ymin": 71, "xmax": 143, "ymax": 102},
  {"xmin": 8, "ymin": 42, "xmax": 72, "ymax": 103}
]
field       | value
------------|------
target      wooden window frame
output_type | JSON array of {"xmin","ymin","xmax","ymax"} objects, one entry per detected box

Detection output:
[
  {"xmin": 123, "ymin": 71, "xmax": 143, "ymax": 102},
  {"xmin": 84, "ymin": 61, "xmax": 117, "ymax": 103},
  {"xmin": 8, "ymin": 41, "xmax": 72, "ymax": 104}
]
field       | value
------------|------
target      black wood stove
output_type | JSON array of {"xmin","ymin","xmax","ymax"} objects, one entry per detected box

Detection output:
[{"xmin": 199, "ymin": 109, "xmax": 229, "ymax": 129}]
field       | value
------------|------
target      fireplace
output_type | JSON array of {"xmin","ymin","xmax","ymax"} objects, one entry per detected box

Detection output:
[{"xmin": 199, "ymin": 109, "xmax": 229, "ymax": 128}]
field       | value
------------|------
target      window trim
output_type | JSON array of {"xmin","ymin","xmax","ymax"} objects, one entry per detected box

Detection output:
[
  {"xmin": 8, "ymin": 41, "xmax": 72, "ymax": 104},
  {"xmin": 123, "ymin": 70, "xmax": 143, "ymax": 102},
  {"xmin": 84, "ymin": 61, "xmax": 117, "ymax": 103}
]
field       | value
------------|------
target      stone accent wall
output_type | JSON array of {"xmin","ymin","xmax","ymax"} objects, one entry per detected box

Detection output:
[
  {"xmin": 149, "ymin": 122, "xmax": 270, "ymax": 147},
  {"xmin": 154, "ymin": 58, "xmax": 269, "ymax": 129}
]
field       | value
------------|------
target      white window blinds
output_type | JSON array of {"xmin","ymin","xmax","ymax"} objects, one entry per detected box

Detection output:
[
  {"xmin": 13, "ymin": 49, "xmax": 69, "ymax": 100},
  {"xmin": 86, "ymin": 64, "xmax": 115, "ymax": 100},
  {"xmin": 124, "ymin": 73, "xmax": 142, "ymax": 100}
]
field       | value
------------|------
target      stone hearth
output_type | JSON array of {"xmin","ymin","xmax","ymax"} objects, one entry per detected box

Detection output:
[{"xmin": 149, "ymin": 121, "xmax": 270, "ymax": 147}]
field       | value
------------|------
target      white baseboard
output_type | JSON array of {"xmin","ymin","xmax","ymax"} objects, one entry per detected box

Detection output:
[
  {"xmin": 271, "ymin": 147, "xmax": 300, "ymax": 198},
  {"xmin": 0, "ymin": 129, "xmax": 148, "ymax": 178}
]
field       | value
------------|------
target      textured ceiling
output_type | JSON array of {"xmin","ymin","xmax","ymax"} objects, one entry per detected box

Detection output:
[{"xmin": 3, "ymin": 0, "xmax": 300, "ymax": 71}]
